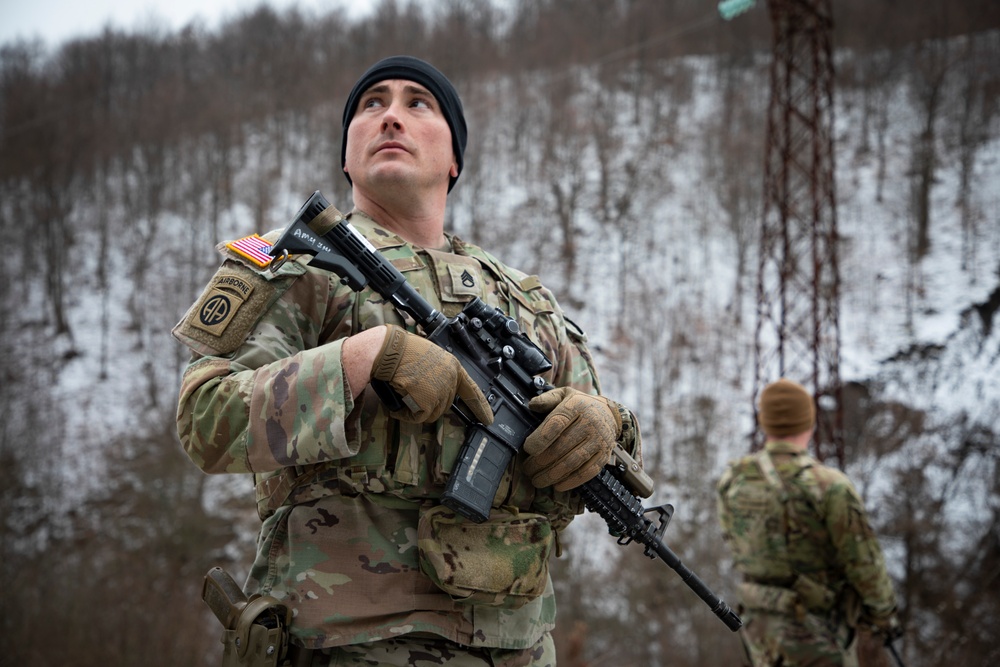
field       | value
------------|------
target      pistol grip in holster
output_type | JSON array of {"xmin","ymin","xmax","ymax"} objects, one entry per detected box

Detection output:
[
  {"xmin": 202, "ymin": 567, "xmax": 292, "ymax": 667},
  {"xmin": 222, "ymin": 595, "xmax": 291, "ymax": 667}
]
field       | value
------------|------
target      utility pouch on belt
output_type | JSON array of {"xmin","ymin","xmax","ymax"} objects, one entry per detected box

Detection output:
[
  {"xmin": 417, "ymin": 505, "xmax": 552, "ymax": 609},
  {"xmin": 202, "ymin": 567, "xmax": 292, "ymax": 667}
]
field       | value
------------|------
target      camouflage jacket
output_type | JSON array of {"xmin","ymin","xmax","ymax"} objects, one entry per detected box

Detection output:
[
  {"xmin": 716, "ymin": 440, "xmax": 896, "ymax": 622},
  {"xmin": 173, "ymin": 208, "xmax": 641, "ymax": 650}
]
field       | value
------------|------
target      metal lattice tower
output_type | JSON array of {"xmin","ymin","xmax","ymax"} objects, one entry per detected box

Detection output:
[{"xmin": 753, "ymin": 0, "xmax": 844, "ymax": 465}]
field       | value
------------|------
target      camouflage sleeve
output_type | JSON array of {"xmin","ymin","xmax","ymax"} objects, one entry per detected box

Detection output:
[
  {"xmin": 824, "ymin": 476, "xmax": 897, "ymax": 619},
  {"xmin": 176, "ymin": 263, "xmax": 359, "ymax": 475}
]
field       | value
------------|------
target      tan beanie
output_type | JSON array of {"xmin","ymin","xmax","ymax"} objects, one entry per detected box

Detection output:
[{"xmin": 758, "ymin": 378, "xmax": 815, "ymax": 437}]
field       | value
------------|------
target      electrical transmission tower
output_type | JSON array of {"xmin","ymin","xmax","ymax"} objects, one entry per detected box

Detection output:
[{"xmin": 752, "ymin": 0, "xmax": 844, "ymax": 465}]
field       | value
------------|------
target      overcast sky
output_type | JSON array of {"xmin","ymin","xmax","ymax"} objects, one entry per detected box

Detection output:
[{"xmin": 0, "ymin": 0, "xmax": 375, "ymax": 47}]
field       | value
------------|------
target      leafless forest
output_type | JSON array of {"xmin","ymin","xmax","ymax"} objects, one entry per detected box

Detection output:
[{"xmin": 2, "ymin": 1, "xmax": 999, "ymax": 665}]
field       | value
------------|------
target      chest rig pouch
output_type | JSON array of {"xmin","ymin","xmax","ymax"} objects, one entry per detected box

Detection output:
[{"xmin": 417, "ymin": 504, "xmax": 553, "ymax": 609}]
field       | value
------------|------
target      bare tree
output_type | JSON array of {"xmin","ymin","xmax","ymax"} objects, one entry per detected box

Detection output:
[{"xmin": 950, "ymin": 33, "xmax": 1000, "ymax": 276}]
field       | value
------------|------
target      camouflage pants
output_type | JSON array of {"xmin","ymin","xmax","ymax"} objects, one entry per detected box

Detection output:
[
  {"xmin": 297, "ymin": 632, "xmax": 556, "ymax": 667},
  {"xmin": 740, "ymin": 609, "xmax": 857, "ymax": 667}
]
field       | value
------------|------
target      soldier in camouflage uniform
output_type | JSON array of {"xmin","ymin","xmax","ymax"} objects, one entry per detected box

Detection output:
[
  {"xmin": 172, "ymin": 55, "xmax": 643, "ymax": 666},
  {"xmin": 716, "ymin": 379, "xmax": 900, "ymax": 667}
]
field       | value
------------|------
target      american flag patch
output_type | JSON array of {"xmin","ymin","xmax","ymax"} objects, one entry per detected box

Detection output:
[{"xmin": 226, "ymin": 234, "xmax": 273, "ymax": 268}]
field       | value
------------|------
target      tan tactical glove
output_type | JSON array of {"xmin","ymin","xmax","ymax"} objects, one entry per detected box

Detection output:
[
  {"xmin": 371, "ymin": 324, "xmax": 493, "ymax": 425},
  {"xmin": 523, "ymin": 387, "xmax": 621, "ymax": 491}
]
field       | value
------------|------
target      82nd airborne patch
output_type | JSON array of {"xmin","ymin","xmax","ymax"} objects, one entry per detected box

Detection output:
[{"xmin": 190, "ymin": 273, "xmax": 256, "ymax": 337}]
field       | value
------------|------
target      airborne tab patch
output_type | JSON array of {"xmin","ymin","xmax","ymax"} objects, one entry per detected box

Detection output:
[
  {"xmin": 226, "ymin": 234, "xmax": 273, "ymax": 268},
  {"xmin": 190, "ymin": 274, "xmax": 256, "ymax": 337}
]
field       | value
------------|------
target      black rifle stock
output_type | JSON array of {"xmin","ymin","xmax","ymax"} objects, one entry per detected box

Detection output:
[{"xmin": 267, "ymin": 190, "xmax": 742, "ymax": 632}]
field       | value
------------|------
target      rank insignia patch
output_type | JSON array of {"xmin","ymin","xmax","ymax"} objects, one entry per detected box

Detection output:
[
  {"xmin": 446, "ymin": 263, "xmax": 481, "ymax": 297},
  {"xmin": 226, "ymin": 234, "xmax": 273, "ymax": 268}
]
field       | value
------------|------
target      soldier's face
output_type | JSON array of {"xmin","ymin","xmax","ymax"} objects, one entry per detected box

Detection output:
[{"xmin": 343, "ymin": 79, "xmax": 458, "ymax": 195}]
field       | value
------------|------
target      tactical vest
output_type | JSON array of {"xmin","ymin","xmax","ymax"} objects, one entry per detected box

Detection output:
[
  {"xmin": 719, "ymin": 442, "xmax": 872, "ymax": 625},
  {"xmin": 719, "ymin": 445, "xmax": 853, "ymax": 617},
  {"xmin": 250, "ymin": 211, "xmax": 581, "ymax": 523}
]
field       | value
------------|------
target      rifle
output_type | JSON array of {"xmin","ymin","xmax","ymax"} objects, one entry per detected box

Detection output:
[
  {"xmin": 267, "ymin": 190, "xmax": 743, "ymax": 632},
  {"xmin": 885, "ymin": 639, "xmax": 906, "ymax": 667}
]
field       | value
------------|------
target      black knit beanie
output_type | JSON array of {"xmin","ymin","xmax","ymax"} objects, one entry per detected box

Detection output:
[{"xmin": 341, "ymin": 55, "xmax": 467, "ymax": 192}]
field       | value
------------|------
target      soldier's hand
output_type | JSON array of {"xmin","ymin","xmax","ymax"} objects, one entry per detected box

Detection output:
[
  {"xmin": 371, "ymin": 324, "xmax": 493, "ymax": 425},
  {"xmin": 523, "ymin": 387, "xmax": 621, "ymax": 491},
  {"xmin": 868, "ymin": 613, "xmax": 903, "ymax": 642}
]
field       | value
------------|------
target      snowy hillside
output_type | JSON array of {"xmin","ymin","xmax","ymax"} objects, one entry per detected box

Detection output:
[{"xmin": 9, "ymin": 31, "xmax": 998, "ymax": 667}]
